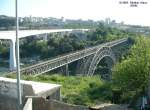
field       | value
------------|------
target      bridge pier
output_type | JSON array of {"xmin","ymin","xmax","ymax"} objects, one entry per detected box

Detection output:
[
  {"xmin": 65, "ymin": 64, "xmax": 69, "ymax": 76},
  {"xmin": 9, "ymin": 39, "xmax": 16, "ymax": 71}
]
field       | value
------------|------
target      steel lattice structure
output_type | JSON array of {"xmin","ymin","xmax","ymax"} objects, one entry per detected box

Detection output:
[{"xmin": 8, "ymin": 38, "xmax": 127, "ymax": 76}]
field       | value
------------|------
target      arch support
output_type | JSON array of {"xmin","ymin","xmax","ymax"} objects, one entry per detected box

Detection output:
[
  {"xmin": 87, "ymin": 46, "xmax": 116, "ymax": 76},
  {"xmin": 76, "ymin": 55, "xmax": 94, "ymax": 75}
]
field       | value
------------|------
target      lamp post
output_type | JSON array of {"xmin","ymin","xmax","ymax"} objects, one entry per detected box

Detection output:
[{"xmin": 15, "ymin": 0, "xmax": 22, "ymax": 109}]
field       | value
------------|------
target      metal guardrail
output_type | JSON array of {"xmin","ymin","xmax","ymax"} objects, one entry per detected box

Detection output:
[{"xmin": 8, "ymin": 38, "xmax": 127, "ymax": 76}]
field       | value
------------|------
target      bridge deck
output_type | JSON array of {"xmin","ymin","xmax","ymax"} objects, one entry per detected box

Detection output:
[{"xmin": 0, "ymin": 29, "xmax": 89, "ymax": 40}]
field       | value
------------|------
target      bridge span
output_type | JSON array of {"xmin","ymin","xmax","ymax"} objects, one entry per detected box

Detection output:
[
  {"xmin": 0, "ymin": 29, "xmax": 89, "ymax": 70},
  {"xmin": 8, "ymin": 38, "xmax": 128, "ymax": 77}
]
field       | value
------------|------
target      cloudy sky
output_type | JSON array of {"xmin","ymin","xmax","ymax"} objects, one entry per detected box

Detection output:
[{"xmin": 0, "ymin": 0, "xmax": 149, "ymax": 26}]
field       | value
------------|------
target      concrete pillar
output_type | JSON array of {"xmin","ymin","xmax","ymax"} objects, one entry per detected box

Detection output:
[{"xmin": 9, "ymin": 39, "xmax": 16, "ymax": 71}]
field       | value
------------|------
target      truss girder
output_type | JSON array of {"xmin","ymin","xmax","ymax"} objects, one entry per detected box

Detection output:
[{"xmin": 8, "ymin": 38, "xmax": 127, "ymax": 76}]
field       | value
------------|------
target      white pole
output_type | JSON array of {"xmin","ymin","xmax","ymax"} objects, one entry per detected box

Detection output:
[{"xmin": 15, "ymin": 0, "xmax": 22, "ymax": 110}]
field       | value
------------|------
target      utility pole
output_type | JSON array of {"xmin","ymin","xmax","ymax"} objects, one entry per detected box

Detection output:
[{"xmin": 16, "ymin": 0, "xmax": 22, "ymax": 110}]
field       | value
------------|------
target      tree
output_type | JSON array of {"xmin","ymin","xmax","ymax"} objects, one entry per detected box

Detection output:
[
  {"xmin": 0, "ymin": 45, "xmax": 9, "ymax": 58},
  {"xmin": 112, "ymin": 36, "xmax": 150, "ymax": 103},
  {"xmin": 0, "ymin": 15, "xmax": 15, "ymax": 30}
]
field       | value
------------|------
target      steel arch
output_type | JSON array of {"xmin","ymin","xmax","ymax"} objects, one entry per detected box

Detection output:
[{"xmin": 87, "ymin": 46, "xmax": 116, "ymax": 76}]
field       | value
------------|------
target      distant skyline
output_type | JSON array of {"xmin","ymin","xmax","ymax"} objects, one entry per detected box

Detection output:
[{"xmin": 0, "ymin": 0, "xmax": 149, "ymax": 26}]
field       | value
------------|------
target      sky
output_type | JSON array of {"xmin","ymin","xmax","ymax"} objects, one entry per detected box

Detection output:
[{"xmin": 0, "ymin": 0, "xmax": 150, "ymax": 26}]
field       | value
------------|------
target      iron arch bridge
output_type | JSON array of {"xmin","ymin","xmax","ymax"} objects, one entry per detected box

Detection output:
[
  {"xmin": 7, "ymin": 38, "xmax": 128, "ymax": 77},
  {"xmin": 87, "ymin": 46, "xmax": 115, "ymax": 76}
]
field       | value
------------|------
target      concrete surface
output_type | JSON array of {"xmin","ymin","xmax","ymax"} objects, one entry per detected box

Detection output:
[{"xmin": 0, "ymin": 77, "xmax": 61, "ymax": 110}]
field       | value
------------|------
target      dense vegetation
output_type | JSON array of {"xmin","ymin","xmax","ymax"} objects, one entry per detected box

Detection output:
[
  {"xmin": 7, "ymin": 74, "xmax": 112, "ymax": 106},
  {"xmin": 112, "ymin": 37, "xmax": 150, "ymax": 107},
  {"xmin": 113, "ymin": 37, "xmax": 150, "ymax": 92},
  {"xmin": 19, "ymin": 23, "xmax": 131, "ymax": 60},
  {"xmin": 0, "ymin": 45, "xmax": 9, "ymax": 59}
]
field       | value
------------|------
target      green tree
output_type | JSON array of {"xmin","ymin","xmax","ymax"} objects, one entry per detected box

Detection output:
[
  {"xmin": 112, "ymin": 36, "xmax": 150, "ymax": 103},
  {"xmin": 0, "ymin": 15, "xmax": 15, "ymax": 30},
  {"xmin": 0, "ymin": 45, "xmax": 9, "ymax": 58}
]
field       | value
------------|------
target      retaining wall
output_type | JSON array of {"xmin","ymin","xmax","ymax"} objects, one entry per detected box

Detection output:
[
  {"xmin": 33, "ymin": 97, "xmax": 89, "ymax": 110},
  {"xmin": 0, "ymin": 77, "xmax": 61, "ymax": 110}
]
